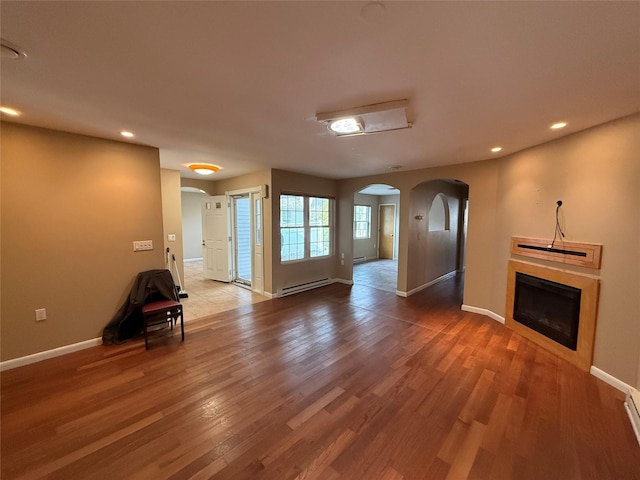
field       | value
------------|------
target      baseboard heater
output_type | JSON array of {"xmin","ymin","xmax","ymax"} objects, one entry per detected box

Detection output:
[
  {"xmin": 353, "ymin": 256, "xmax": 366, "ymax": 264},
  {"xmin": 278, "ymin": 278, "xmax": 331, "ymax": 297}
]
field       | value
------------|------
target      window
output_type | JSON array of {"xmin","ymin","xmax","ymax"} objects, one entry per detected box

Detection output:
[
  {"xmin": 354, "ymin": 205, "xmax": 371, "ymax": 239},
  {"xmin": 280, "ymin": 194, "xmax": 332, "ymax": 262}
]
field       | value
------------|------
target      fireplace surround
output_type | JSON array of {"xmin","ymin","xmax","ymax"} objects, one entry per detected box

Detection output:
[{"xmin": 506, "ymin": 259, "xmax": 599, "ymax": 371}]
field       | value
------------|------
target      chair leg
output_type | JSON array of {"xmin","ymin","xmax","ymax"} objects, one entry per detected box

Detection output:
[{"xmin": 180, "ymin": 309, "xmax": 184, "ymax": 342}]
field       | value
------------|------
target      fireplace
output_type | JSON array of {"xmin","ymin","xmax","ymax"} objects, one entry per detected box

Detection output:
[
  {"xmin": 506, "ymin": 260, "xmax": 599, "ymax": 371},
  {"xmin": 513, "ymin": 272, "xmax": 581, "ymax": 350}
]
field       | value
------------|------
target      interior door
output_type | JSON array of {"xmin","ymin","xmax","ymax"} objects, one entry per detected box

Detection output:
[
  {"xmin": 201, "ymin": 195, "xmax": 231, "ymax": 282},
  {"xmin": 379, "ymin": 204, "xmax": 395, "ymax": 259}
]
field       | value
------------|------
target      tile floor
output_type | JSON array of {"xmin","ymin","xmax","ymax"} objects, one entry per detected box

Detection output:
[
  {"xmin": 352, "ymin": 258, "xmax": 398, "ymax": 293},
  {"xmin": 178, "ymin": 258, "xmax": 398, "ymax": 322},
  {"xmin": 179, "ymin": 260, "xmax": 267, "ymax": 322}
]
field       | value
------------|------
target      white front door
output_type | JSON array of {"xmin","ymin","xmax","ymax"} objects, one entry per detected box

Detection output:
[{"xmin": 201, "ymin": 195, "xmax": 231, "ymax": 282}]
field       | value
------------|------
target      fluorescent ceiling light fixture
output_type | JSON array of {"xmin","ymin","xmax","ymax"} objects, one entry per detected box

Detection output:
[
  {"xmin": 329, "ymin": 118, "xmax": 363, "ymax": 134},
  {"xmin": 316, "ymin": 99, "xmax": 411, "ymax": 137},
  {"xmin": 0, "ymin": 106, "xmax": 20, "ymax": 116},
  {"xmin": 550, "ymin": 121, "xmax": 567, "ymax": 130},
  {"xmin": 120, "ymin": 130, "xmax": 135, "ymax": 138},
  {"xmin": 188, "ymin": 163, "xmax": 221, "ymax": 176},
  {"xmin": 491, "ymin": 146, "xmax": 502, "ymax": 153}
]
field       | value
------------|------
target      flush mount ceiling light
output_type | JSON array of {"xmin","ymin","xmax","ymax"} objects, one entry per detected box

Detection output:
[
  {"xmin": 316, "ymin": 99, "xmax": 411, "ymax": 137},
  {"xmin": 188, "ymin": 163, "xmax": 221, "ymax": 176},
  {"xmin": 329, "ymin": 118, "xmax": 363, "ymax": 135}
]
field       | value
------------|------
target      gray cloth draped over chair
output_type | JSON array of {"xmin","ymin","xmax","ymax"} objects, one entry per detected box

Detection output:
[{"xmin": 102, "ymin": 269, "xmax": 178, "ymax": 344}]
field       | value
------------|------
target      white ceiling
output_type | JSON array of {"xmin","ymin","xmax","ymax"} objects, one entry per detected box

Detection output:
[{"xmin": 1, "ymin": 1, "xmax": 638, "ymax": 181}]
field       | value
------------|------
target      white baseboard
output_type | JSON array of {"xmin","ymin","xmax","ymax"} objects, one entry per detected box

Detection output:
[
  {"xmin": 590, "ymin": 366, "xmax": 631, "ymax": 393},
  {"xmin": 332, "ymin": 278, "xmax": 354, "ymax": 286},
  {"xmin": 0, "ymin": 337, "xmax": 103, "ymax": 372},
  {"xmin": 401, "ymin": 271, "xmax": 457, "ymax": 298},
  {"xmin": 461, "ymin": 304, "xmax": 505, "ymax": 324},
  {"xmin": 262, "ymin": 291, "xmax": 275, "ymax": 299},
  {"xmin": 625, "ymin": 389, "xmax": 640, "ymax": 446}
]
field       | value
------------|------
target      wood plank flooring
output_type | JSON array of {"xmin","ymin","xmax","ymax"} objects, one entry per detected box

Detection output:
[{"xmin": 2, "ymin": 275, "xmax": 639, "ymax": 479}]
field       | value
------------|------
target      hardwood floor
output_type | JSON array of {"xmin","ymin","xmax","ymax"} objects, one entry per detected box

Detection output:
[{"xmin": 2, "ymin": 275, "xmax": 639, "ymax": 479}]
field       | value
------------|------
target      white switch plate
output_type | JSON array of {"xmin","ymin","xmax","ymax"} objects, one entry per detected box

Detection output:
[
  {"xmin": 133, "ymin": 240, "xmax": 153, "ymax": 251},
  {"xmin": 167, "ymin": 234, "xmax": 176, "ymax": 242},
  {"xmin": 35, "ymin": 308, "xmax": 47, "ymax": 321}
]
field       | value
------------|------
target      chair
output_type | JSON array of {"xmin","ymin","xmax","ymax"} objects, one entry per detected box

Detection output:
[{"xmin": 142, "ymin": 299, "xmax": 184, "ymax": 350}]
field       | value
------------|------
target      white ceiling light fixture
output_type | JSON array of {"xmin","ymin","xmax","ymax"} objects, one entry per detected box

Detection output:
[
  {"xmin": 316, "ymin": 99, "xmax": 412, "ymax": 137},
  {"xmin": 329, "ymin": 118, "xmax": 363, "ymax": 135},
  {"xmin": 188, "ymin": 163, "xmax": 221, "ymax": 176}
]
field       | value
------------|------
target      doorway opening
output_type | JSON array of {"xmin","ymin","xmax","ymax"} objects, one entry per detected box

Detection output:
[
  {"xmin": 353, "ymin": 184, "xmax": 399, "ymax": 293},
  {"xmin": 231, "ymin": 194, "xmax": 252, "ymax": 287}
]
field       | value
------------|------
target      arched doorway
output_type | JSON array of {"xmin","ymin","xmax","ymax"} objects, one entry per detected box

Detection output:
[
  {"xmin": 352, "ymin": 183, "xmax": 400, "ymax": 293},
  {"xmin": 405, "ymin": 179, "xmax": 469, "ymax": 297}
]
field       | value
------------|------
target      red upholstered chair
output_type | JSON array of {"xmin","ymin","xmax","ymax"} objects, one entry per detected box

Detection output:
[{"xmin": 142, "ymin": 299, "xmax": 184, "ymax": 350}]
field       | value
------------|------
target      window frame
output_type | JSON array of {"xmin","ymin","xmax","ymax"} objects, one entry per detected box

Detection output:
[
  {"xmin": 353, "ymin": 204, "xmax": 372, "ymax": 239},
  {"xmin": 280, "ymin": 193, "xmax": 334, "ymax": 263}
]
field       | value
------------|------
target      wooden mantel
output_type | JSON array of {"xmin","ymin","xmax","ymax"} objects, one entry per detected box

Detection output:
[{"xmin": 511, "ymin": 236, "xmax": 603, "ymax": 269}]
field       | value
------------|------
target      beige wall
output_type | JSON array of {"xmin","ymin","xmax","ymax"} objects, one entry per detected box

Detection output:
[
  {"xmin": 1, "ymin": 123, "xmax": 165, "ymax": 360},
  {"xmin": 161, "ymin": 169, "xmax": 184, "ymax": 285},
  {"xmin": 180, "ymin": 177, "xmax": 216, "ymax": 195},
  {"xmin": 353, "ymin": 193, "xmax": 379, "ymax": 260},
  {"xmin": 271, "ymin": 169, "xmax": 338, "ymax": 293},
  {"xmin": 493, "ymin": 114, "xmax": 640, "ymax": 385},
  {"xmin": 181, "ymin": 191, "xmax": 206, "ymax": 260},
  {"xmin": 407, "ymin": 180, "xmax": 467, "ymax": 291},
  {"xmin": 338, "ymin": 114, "xmax": 640, "ymax": 387},
  {"xmin": 2, "ymin": 115, "xmax": 639, "ymax": 387}
]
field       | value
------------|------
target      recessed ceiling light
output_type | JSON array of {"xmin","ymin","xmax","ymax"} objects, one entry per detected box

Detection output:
[
  {"xmin": 329, "ymin": 118, "xmax": 363, "ymax": 135},
  {"xmin": 188, "ymin": 163, "xmax": 221, "ymax": 176},
  {"xmin": 120, "ymin": 130, "xmax": 135, "ymax": 138},
  {"xmin": 0, "ymin": 106, "xmax": 21, "ymax": 116},
  {"xmin": 491, "ymin": 146, "xmax": 502, "ymax": 153},
  {"xmin": 550, "ymin": 122, "xmax": 567, "ymax": 130}
]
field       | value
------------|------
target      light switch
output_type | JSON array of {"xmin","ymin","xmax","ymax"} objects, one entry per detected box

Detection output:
[
  {"xmin": 168, "ymin": 234, "xmax": 176, "ymax": 242},
  {"xmin": 133, "ymin": 240, "xmax": 153, "ymax": 251}
]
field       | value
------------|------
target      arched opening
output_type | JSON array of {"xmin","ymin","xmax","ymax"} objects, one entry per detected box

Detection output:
[
  {"xmin": 352, "ymin": 183, "xmax": 399, "ymax": 293},
  {"xmin": 406, "ymin": 179, "xmax": 469, "ymax": 299}
]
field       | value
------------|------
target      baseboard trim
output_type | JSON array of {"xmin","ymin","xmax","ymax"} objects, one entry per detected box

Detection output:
[
  {"xmin": 262, "ymin": 291, "xmax": 275, "ymax": 299},
  {"xmin": 332, "ymin": 278, "xmax": 354, "ymax": 286},
  {"xmin": 625, "ymin": 389, "xmax": 640, "ymax": 446},
  {"xmin": 461, "ymin": 304, "xmax": 505, "ymax": 324},
  {"xmin": 590, "ymin": 366, "xmax": 631, "ymax": 393},
  {"xmin": 402, "ymin": 271, "xmax": 457, "ymax": 298},
  {"xmin": 0, "ymin": 337, "xmax": 103, "ymax": 372}
]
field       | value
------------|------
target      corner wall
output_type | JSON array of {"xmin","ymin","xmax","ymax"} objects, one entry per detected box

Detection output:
[
  {"xmin": 1, "ymin": 123, "xmax": 165, "ymax": 361},
  {"xmin": 493, "ymin": 114, "xmax": 640, "ymax": 386}
]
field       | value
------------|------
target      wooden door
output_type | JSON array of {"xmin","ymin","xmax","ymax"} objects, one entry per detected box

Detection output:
[{"xmin": 379, "ymin": 204, "xmax": 395, "ymax": 259}]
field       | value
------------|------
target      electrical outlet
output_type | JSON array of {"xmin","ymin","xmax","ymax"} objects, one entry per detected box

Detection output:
[
  {"xmin": 133, "ymin": 240, "xmax": 153, "ymax": 251},
  {"xmin": 35, "ymin": 308, "xmax": 47, "ymax": 322}
]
